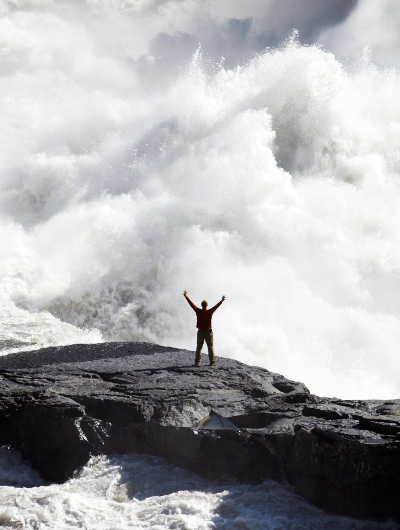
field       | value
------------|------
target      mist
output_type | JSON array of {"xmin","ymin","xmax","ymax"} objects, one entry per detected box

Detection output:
[{"xmin": 0, "ymin": 0, "xmax": 399, "ymax": 400}]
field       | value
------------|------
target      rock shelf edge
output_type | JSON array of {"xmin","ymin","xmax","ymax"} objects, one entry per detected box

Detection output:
[{"xmin": 0, "ymin": 342, "xmax": 399, "ymax": 522}]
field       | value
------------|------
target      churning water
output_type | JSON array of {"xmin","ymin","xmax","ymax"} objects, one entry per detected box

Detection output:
[
  {"xmin": 0, "ymin": 447, "xmax": 398, "ymax": 529},
  {"xmin": 1, "ymin": 0, "xmax": 400, "ymax": 527}
]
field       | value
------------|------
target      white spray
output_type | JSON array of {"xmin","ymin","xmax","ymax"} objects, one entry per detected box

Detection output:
[{"xmin": 0, "ymin": 1, "xmax": 400, "ymax": 399}]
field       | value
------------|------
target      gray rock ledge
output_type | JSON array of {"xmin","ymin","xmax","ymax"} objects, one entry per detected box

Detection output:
[{"xmin": 0, "ymin": 342, "xmax": 399, "ymax": 522}]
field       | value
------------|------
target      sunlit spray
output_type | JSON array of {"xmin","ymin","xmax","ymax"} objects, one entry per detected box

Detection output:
[{"xmin": 1, "ymin": 1, "xmax": 399, "ymax": 402}]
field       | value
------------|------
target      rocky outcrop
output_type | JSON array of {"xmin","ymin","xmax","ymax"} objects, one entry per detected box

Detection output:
[{"xmin": 0, "ymin": 342, "xmax": 399, "ymax": 522}]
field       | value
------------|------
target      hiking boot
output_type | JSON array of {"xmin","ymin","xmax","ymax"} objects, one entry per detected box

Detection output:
[
  {"xmin": 195, "ymin": 362, "xmax": 200, "ymax": 367},
  {"xmin": 210, "ymin": 361, "xmax": 216, "ymax": 366}
]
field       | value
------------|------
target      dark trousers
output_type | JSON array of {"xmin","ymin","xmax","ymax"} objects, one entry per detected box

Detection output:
[{"xmin": 195, "ymin": 330, "xmax": 215, "ymax": 364}]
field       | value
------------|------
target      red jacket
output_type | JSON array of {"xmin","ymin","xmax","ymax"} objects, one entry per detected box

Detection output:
[{"xmin": 185, "ymin": 296, "xmax": 223, "ymax": 330}]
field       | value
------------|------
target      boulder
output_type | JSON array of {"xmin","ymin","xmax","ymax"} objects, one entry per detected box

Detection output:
[{"xmin": 0, "ymin": 342, "xmax": 399, "ymax": 522}]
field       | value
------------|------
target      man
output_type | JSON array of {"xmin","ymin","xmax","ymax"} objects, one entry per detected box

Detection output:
[{"xmin": 183, "ymin": 290, "xmax": 226, "ymax": 366}]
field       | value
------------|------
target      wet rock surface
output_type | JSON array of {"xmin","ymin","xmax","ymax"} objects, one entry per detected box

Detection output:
[{"xmin": 0, "ymin": 342, "xmax": 399, "ymax": 522}]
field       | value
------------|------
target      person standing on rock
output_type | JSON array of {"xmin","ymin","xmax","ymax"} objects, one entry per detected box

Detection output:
[{"xmin": 183, "ymin": 290, "xmax": 225, "ymax": 367}]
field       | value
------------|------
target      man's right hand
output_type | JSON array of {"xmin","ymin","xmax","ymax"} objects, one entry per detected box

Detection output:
[
  {"xmin": 183, "ymin": 290, "xmax": 187, "ymax": 297},
  {"xmin": 222, "ymin": 295, "xmax": 226, "ymax": 301}
]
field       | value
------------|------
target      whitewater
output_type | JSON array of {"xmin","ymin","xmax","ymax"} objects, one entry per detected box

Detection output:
[{"xmin": 1, "ymin": 0, "xmax": 400, "ymax": 527}]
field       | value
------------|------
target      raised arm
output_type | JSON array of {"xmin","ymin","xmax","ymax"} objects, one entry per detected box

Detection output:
[
  {"xmin": 183, "ymin": 290, "xmax": 197, "ymax": 311},
  {"xmin": 209, "ymin": 295, "xmax": 226, "ymax": 313}
]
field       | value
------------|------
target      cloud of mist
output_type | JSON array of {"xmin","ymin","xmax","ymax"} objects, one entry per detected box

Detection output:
[
  {"xmin": 318, "ymin": 0, "xmax": 400, "ymax": 68},
  {"xmin": 209, "ymin": 0, "xmax": 358, "ymax": 45},
  {"xmin": 0, "ymin": 0, "xmax": 363, "ymax": 91},
  {"xmin": 139, "ymin": 0, "xmax": 360, "ymax": 72},
  {"xmin": 1, "ymin": 0, "xmax": 400, "ymax": 399}
]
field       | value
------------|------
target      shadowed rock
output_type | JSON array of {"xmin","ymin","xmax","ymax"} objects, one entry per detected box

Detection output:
[{"xmin": 0, "ymin": 342, "xmax": 399, "ymax": 522}]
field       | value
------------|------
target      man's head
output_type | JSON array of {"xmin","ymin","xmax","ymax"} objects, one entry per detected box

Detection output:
[{"xmin": 201, "ymin": 300, "xmax": 208, "ymax": 309}]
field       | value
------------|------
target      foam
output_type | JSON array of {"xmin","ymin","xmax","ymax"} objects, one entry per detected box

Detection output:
[
  {"xmin": 1, "ymin": 2, "xmax": 400, "ymax": 399},
  {"xmin": 0, "ymin": 449, "xmax": 396, "ymax": 529}
]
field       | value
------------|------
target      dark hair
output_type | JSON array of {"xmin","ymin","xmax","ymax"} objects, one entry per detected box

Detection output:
[{"xmin": 201, "ymin": 300, "xmax": 208, "ymax": 308}]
